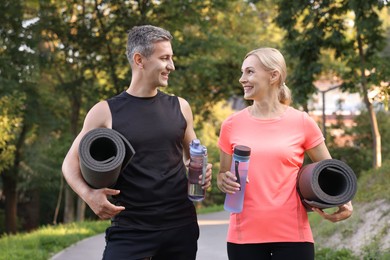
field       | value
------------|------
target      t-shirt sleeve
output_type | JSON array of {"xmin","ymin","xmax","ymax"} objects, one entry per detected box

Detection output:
[
  {"xmin": 218, "ymin": 116, "xmax": 234, "ymax": 155},
  {"xmin": 303, "ymin": 112, "xmax": 324, "ymax": 150}
]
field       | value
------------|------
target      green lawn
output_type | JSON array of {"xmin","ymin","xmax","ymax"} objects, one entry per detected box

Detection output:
[{"xmin": 0, "ymin": 220, "xmax": 109, "ymax": 260}]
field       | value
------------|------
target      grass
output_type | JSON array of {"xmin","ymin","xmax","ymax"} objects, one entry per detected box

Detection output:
[
  {"xmin": 0, "ymin": 205, "xmax": 224, "ymax": 260},
  {"xmin": 354, "ymin": 160, "xmax": 390, "ymax": 203},
  {"xmin": 0, "ymin": 220, "xmax": 109, "ymax": 260}
]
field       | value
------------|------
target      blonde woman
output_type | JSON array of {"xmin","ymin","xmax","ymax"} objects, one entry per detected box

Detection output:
[{"xmin": 217, "ymin": 48, "xmax": 352, "ymax": 259}]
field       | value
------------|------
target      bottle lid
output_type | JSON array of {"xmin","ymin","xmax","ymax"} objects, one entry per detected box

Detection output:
[
  {"xmin": 234, "ymin": 145, "xmax": 251, "ymax": 156},
  {"xmin": 190, "ymin": 139, "xmax": 207, "ymax": 155}
]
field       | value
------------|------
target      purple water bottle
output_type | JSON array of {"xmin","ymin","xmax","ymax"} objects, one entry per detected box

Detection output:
[
  {"xmin": 224, "ymin": 145, "xmax": 251, "ymax": 213},
  {"xmin": 188, "ymin": 139, "xmax": 207, "ymax": 202}
]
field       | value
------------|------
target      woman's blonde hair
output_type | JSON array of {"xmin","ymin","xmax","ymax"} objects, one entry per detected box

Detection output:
[{"xmin": 245, "ymin": 47, "xmax": 292, "ymax": 105}]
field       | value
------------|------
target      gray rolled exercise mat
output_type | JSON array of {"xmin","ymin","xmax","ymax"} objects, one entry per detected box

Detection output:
[
  {"xmin": 78, "ymin": 128, "xmax": 135, "ymax": 189},
  {"xmin": 297, "ymin": 159, "xmax": 357, "ymax": 211}
]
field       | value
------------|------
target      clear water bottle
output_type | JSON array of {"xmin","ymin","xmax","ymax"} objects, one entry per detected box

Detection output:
[
  {"xmin": 188, "ymin": 139, "xmax": 207, "ymax": 202},
  {"xmin": 224, "ymin": 145, "xmax": 251, "ymax": 213}
]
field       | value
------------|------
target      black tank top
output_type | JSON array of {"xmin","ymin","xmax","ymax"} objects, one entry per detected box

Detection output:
[{"xmin": 107, "ymin": 90, "xmax": 197, "ymax": 230}]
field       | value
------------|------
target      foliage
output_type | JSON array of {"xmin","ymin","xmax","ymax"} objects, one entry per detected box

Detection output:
[
  {"xmin": 0, "ymin": 0, "xmax": 39, "ymax": 172},
  {"xmin": 341, "ymin": 0, "xmax": 388, "ymax": 93},
  {"xmin": 195, "ymin": 101, "xmax": 235, "ymax": 206},
  {"xmin": 0, "ymin": 220, "xmax": 109, "ymax": 260},
  {"xmin": 326, "ymin": 107, "xmax": 389, "ymax": 177},
  {"xmin": 275, "ymin": 0, "xmax": 388, "ymax": 170},
  {"xmin": 275, "ymin": 0, "xmax": 388, "ymax": 106},
  {"xmin": 327, "ymin": 110, "xmax": 390, "ymax": 177},
  {"xmin": 166, "ymin": 0, "xmax": 284, "ymax": 118},
  {"xmin": 315, "ymin": 247, "xmax": 357, "ymax": 260},
  {"xmin": 352, "ymin": 110, "xmax": 390, "ymax": 162},
  {"xmin": 0, "ymin": 0, "xmax": 43, "ymax": 233},
  {"xmin": 354, "ymin": 159, "xmax": 390, "ymax": 202},
  {"xmin": 0, "ymin": 94, "xmax": 25, "ymax": 172},
  {"xmin": 275, "ymin": 0, "xmax": 351, "ymax": 107},
  {"xmin": 361, "ymin": 234, "xmax": 390, "ymax": 260}
]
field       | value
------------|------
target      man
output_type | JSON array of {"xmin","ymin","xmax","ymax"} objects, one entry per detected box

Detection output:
[{"xmin": 62, "ymin": 25, "xmax": 212, "ymax": 260}]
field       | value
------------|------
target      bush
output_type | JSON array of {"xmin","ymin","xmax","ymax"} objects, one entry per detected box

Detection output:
[
  {"xmin": 315, "ymin": 247, "xmax": 358, "ymax": 260},
  {"xmin": 354, "ymin": 159, "xmax": 390, "ymax": 202}
]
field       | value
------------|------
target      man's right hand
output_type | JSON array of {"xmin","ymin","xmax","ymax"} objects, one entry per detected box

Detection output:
[{"xmin": 84, "ymin": 188, "xmax": 125, "ymax": 219}]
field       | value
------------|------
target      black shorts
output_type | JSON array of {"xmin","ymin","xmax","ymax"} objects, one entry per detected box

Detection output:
[
  {"xmin": 227, "ymin": 242, "xmax": 315, "ymax": 260},
  {"xmin": 102, "ymin": 222, "xmax": 199, "ymax": 260}
]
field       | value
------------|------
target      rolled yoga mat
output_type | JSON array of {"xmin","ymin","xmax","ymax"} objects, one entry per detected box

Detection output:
[
  {"xmin": 79, "ymin": 128, "xmax": 135, "ymax": 189},
  {"xmin": 297, "ymin": 159, "xmax": 357, "ymax": 211}
]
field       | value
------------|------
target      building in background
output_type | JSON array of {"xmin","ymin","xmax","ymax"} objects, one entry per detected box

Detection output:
[{"xmin": 309, "ymin": 78, "xmax": 363, "ymax": 146}]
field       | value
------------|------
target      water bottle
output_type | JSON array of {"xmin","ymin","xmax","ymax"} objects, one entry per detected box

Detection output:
[
  {"xmin": 224, "ymin": 145, "xmax": 251, "ymax": 213},
  {"xmin": 188, "ymin": 139, "xmax": 207, "ymax": 202}
]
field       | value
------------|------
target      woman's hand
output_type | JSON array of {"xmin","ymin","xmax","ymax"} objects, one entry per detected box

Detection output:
[
  {"xmin": 217, "ymin": 171, "xmax": 241, "ymax": 194},
  {"xmin": 312, "ymin": 201, "xmax": 353, "ymax": 222}
]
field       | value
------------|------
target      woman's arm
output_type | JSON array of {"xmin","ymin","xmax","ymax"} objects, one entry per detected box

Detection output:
[{"xmin": 306, "ymin": 142, "xmax": 353, "ymax": 222}]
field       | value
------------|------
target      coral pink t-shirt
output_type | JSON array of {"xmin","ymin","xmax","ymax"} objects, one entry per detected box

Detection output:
[{"xmin": 218, "ymin": 107, "xmax": 324, "ymax": 244}]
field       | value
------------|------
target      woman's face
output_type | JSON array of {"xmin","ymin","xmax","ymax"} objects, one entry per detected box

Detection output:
[{"xmin": 239, "ymin": 55, "xmax": 271, "ymax": 100}]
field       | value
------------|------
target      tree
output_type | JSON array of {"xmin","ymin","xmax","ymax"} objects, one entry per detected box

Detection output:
[
  {"xmin": 0, "ymin": 0, "xmax": 40, "ymax": 233},
  {"xmin": 165, "ymin": 0, "xmax": 285, "ymax": 119},
  {"xmin": 0, "ymin": 94, "xmax": 26, "ymax": 234},
  {"xmin": 38, "ymin": 0, "xmax": 127, "ymax": 223},
  {"xmin": 275, "ymin": 0, "xmax": 388, "ymax": 169}
]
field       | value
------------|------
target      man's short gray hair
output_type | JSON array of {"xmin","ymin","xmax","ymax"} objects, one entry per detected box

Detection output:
[{"xmin": 126, "ymin": 25, "xmax": 173, "ymax": 65}]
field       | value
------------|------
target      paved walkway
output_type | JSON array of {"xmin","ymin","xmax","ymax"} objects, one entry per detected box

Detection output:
[{"xmin": 51, "ymin": 210, "xmax": 230, "ymax": 260}]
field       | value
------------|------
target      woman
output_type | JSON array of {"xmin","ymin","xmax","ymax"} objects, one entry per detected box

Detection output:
[{"xmin": 217, "ymin": 47, "xmax": 352, "ymax": 260}]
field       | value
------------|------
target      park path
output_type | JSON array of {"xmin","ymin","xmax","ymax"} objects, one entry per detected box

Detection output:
[{"xmin": 51, "ymin": 210, "xmax": 230, "ymax": 260}]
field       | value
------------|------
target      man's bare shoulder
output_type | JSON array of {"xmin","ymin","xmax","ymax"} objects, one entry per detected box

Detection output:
[
  {"xmin": 177, "ymin": 96, "xmax": 190, "ymax": 108},
  {"xmin": 84, "ymin": 100, "xmax": 112, "ymax": 129}
]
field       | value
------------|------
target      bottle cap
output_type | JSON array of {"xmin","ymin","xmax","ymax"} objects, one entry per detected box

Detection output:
[
  {"xmin": 234, "ymin": 145, "xmax": 251, "ymax": 157},
  {"xmin": 190, "ymin": 139, "xmax": 206, "ymax": 155}
]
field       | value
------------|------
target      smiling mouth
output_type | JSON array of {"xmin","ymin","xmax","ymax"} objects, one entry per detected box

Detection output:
[
  {"xmin": 162, "ymin": 72, "xmax": 170, "ymax": 80},
  {"xmin": 243, "ymin": 86, "xmax": 253, "ymax": 92}
]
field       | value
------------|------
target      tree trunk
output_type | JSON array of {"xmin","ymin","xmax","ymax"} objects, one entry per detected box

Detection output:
[
  {"xmin": 63, "ymin": 185, "xmax": 75, "ymax": 223},
  {"xmin": 19, "ymin": 189, "xmax": 40, "ymax": 231},
  {"xmin": 362, "ymin": 93, "xmax": 382, "ymax": 168},
  {"xmin": 2, "ymin": 172, "xmax": 18, "ymax": 234},
  {"xmin": 63, "ymin": 85, "xmax": 83, "ymax": 223},
  {"xmin": 76, "ymin": 197, "xmax": 86, "ymax": 221},
  {"xmin": 357, "ymin": 34, "xmax": 382, "ymax": 169},
  {"xmin": 1, "ymin": 122, "xmax": 28, "ymax": 233}
]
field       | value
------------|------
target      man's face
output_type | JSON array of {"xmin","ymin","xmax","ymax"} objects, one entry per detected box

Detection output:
[{"xmin": 142, "ymin": 41, "xmax": 175, "ymax": 88}]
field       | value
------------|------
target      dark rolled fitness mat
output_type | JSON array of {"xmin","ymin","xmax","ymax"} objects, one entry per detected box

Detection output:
[
  {"xmin": 79, "ymin": 128, "xmax": 135, "ymax": 189},
  {"xmin": 297, "ymin": 159, "xmax": 357, "ymax": 211}
]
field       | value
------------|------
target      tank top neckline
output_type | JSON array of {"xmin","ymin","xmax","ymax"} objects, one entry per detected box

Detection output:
[{"xmin": 122, "ymin": 89, "xmax": 162, "ymax": 100}]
